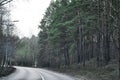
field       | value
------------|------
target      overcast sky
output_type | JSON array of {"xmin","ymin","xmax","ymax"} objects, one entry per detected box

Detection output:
[{"xmin": 10, "ymin": 0, "xmax": 51, "ymax": 38}]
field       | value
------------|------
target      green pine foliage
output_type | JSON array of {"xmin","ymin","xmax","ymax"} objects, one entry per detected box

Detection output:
[{"xmin": 38, "ymin": 0, "xmax": 120, "ymax": 79}]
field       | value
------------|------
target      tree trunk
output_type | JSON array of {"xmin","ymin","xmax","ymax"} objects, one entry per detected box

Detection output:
[
  {"xmin": 76, "ymin": 40, "xmax": 80, "ymax": 63},
  {"xmin": 91, "ymin": 35, "xmax": 94, "ymax": 58},
  {"xmin": 83, "ymin": 37, "xmax": 86, "ymax": 67},
  {"xmin": 63, "ymin": 45, "xmax": 70, "ymax": 65},
  {"xmin": 96, "ymin": 0, "xmax": 101, "ymax": 67},
  {"xmin": 66, "ymin": 45, "xmax": 70, "ymax": 65},
  {"xmin": 80, "ymin": 19, "xmax": 83, "ymax": 63},
  {"xmin": 76, "ymin": 11, "xmax": 81, "ymax": 64},
  {"xmin": 103, "ymin": 0, "xmax": 110, "ymax": 65},
  {"xmin": 117, "ymin": 0, "xmax": 120, "ymax": 77},
  {"xmin": 118, "ymin": 30, "xmax": 120, "ymax": 79}
]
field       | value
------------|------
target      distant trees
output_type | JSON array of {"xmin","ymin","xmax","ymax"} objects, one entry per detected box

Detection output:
[
  {"xmin": 15, "ymin": 36, "xmax": 39, "ymax": 67},
  {"xmin": 0, "ymin": 0, "xmax": 14, "ymax": 67}
]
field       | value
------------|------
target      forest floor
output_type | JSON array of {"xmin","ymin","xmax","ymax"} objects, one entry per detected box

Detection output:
[
  {"xmin": 48, "ymin": 58, "xmax": 119, "ymax": 80},
  {"xmin": 0, "ymin": 66, "xmax": 15, "ymax": 77},
  {"xmin": 0, "ymin": 59, "xmax": 118, "ymax": 80}
]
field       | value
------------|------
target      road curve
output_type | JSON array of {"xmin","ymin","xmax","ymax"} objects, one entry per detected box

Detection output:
[{"xmin": 0, "ymin": 66, "xmax": 79, "ymax": 80}]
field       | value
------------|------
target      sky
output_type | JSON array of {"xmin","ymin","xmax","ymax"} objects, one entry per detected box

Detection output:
[{"xmin": 10, "ymin": 0, "xmax": 51, "ymax": 38}]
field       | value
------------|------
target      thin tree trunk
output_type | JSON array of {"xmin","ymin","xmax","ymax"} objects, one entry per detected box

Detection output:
[
  {"xmin": 80, "ymin": 19, "xmax": 83, "ymax": 63},
  {"xmin": 83, "ymin": 37, "xmax": 85, "ymax": 67},
  {"xmin": 118, "ymin": 30, "xmax": 120, "ymax": 79},
  {"xmin": 66, "ymin": 45, "xmax": 70, "ymax": 65},
  {"xmin": 0, "ymin": 12, "xmax": 3, "ymax": 66},
  {"xmin": 76, "ymin": 40, "xmax": 80, "ymax": 63},
  {"xmin": 63, "ymin": 45, "xmax": 70, "ymax": 65},
  {"xmin": 117, "ymin": 0, "xmax": 120, "ymax": 77},
  {"xmin": 103, "ymin": 0, "xmax": 110, "ymax": 65},
  {"xmin": 76, "ymin": 11, "xmax": 81, "ymax": 64},
  {"xmin": 96, "ymin": 0, "xmax": 101, "ymax": 67},
  {"xmin": 91, "ymin": 35, "xmax": 94, "ymax": 58}
]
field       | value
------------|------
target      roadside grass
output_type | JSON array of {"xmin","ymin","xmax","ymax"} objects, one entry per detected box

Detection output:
[
  {"xmin": 0, "ymin": 66, "xmax": 16, "ymax": 77},
  {"xmin": 48, "ymin": 59, "xmax": 119, "ymax": 80}
]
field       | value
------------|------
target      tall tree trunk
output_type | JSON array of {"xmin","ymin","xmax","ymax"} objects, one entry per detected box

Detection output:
[
  {"xmin": 0, "ymin": 15, "xmax": 2, "ymax": 65},
  {"xmin": 96, "ymin": 0, "xmax": 101, "ymax": 67},
  {"xmin": 118, "ymin": 30, "xmax": 120, "ymax": 79},
  {"xmin": 103, "ymin": 0, "xmax": 110, "ymax": 65},
  {"xmin": 76, "ymin": 11, "xmax": 81, "ymax": 64},
  {"xmin": 117, "ymin": 0, "xmax": 120, "ymax": 78},
  {"xmin": 0, "ymin": 13, "xmax": 3, "ymax": 66},
  {"xmin": 80, "ymin": 19, "xmax": 83, "ymax": 63},
  {"xmin": 97, "ymin": 34, "xmax": 100, "ymax": 66}
]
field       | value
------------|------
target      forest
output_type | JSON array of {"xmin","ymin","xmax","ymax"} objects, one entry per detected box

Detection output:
[
  {"xmin": 38, "ymin": 0, "xmax": 120, "ymax": 80},
  {"xmin": 0, "ymin": 0, "xmax": 120, "ymax": 80}
]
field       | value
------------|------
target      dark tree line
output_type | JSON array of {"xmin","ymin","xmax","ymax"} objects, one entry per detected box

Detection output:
[{"xmin": 38, "ymin": 0, "xmax": 120, "ymax": 69}]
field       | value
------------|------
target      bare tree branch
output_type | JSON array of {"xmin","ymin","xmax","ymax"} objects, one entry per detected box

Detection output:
[{"xmin": 0, "ymin": 0, "xmax": 13, "ymax": 6}]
